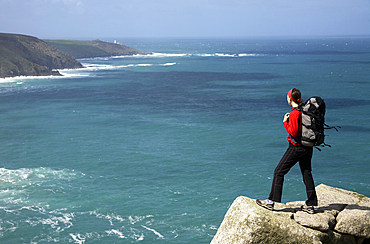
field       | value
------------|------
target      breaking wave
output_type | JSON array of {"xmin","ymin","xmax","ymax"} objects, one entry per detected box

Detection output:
[
  {"xmin": 0, "ymin": 51, "xmax": 262, "ymax": 82},
  {"xmin": 0, "ymin": 74, "xmax": 75, "ymax": 83},
  {"xmin": 0, "ymin": 167, "xmax": 181, "ymax": 243},
  {"xmin": 142, "ymin": 52, "xmax": 263, "ymax": 58},
  {"xmin": 0, "ymin": 167, "xmax": 82, "ymax": 186},
  {"xmin": 82, "ymin": 52, "xmax": 263, "ymax": 60},
  {"xmin": 66, "ymin": 62, "xmax": 178, "ymax": 72}
]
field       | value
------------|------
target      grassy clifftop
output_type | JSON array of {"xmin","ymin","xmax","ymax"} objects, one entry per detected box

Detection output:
[
  {"xmin": 0, "ymin": 33, "xmax": 83, "ymax": 78},
  {"xmin": 45, "ymin": 39, "xmax": 148, "ymax": 59}
]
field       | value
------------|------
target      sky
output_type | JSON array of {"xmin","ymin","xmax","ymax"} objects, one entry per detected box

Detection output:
[{"xmin": 0, "ymin": 0, "xmax": 369, "ymax": 39}]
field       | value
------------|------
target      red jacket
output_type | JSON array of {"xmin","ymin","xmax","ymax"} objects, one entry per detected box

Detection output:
[{"xmin": 283, "ymin": 107, "xmax": 301, "ymax": 146}]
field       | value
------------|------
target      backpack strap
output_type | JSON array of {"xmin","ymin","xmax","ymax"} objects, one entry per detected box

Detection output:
[
  {"xmin": 324, "ymin": 123, "xmax": 341, "ymax": 132},
  {"xmin": 288, "ymin": 107, "xmax": 302, "ymax": 145},
  {"xmin": 315, "ymin": 142, "xmax": 332, "ymax": 151}
]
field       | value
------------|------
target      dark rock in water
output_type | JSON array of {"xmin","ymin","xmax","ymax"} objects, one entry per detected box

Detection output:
[
  {"xmin": 211, "ymin": 184, "xmax": 370, "ymax": 244},
  {"xmin": 0, "ymin": 33, "xmax": 83, "ymax": 78},
  {"xmin": 51, "ymin": 70, "xmax": 63, "ymax": 76}
]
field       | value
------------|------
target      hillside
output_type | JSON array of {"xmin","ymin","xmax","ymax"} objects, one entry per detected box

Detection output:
[
  {"xmin": 44, "ymin": 39, "xmax": 148, "ymax": 59},
  {"xmin": 0, "ymin": 33, "xmax": 83, "ymax": 78}
]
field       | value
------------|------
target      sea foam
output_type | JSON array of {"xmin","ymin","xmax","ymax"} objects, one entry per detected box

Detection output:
[
  {"xmin": 69, "ymin": 62, "xmax": 177, "ymax": 72},
  {"xmin": 105, "ymin": 229, "xmax": 127, "ymax": 239},
  {"xmin": 0, "ymin": 167, "xmax": 78, "ymax": 186},
  {"xmin": 0, "ymin": 74, "xmax": 67, "ymax": 83},
  {"xmin": 142, "ymin": 225, "xmax": 164, "ymax": 239}
]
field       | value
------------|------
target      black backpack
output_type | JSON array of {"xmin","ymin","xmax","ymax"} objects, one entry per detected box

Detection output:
[{"xmin": 299, "ymin": 97, "xmax": 340, "ymax": 150}]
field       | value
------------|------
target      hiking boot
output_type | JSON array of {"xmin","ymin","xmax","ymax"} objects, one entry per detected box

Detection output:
[
  {"xmin": 301, "ymin": 204, "xmax": 315, "ymax": 214},
  {"xmin": 256, "ymin": 199, "xmax": 274, "ymax": 211}
]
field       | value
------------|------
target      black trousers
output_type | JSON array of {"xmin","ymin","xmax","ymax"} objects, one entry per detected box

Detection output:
[{"xmin": 268, "ymin": 143, "xmax": 318, "ymax": 206}]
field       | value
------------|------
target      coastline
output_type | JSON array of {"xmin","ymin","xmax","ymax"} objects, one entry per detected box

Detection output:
[
  {"xmin": 0, "ymin": 33, "xmax": 149, "ymax": 79},
  {"xmin": 0, "ymin": 52, "xmax": 159, "ymax": 81},
  {"xmin": 1, "ymin": 69, "xmax": 70, "ymax": 80},
  {"xmin": 0, "ymin": 68, "xmax": 84, "ymax": 81},
  {"xmin": 0, "ymin": 53, "xmax": 156, "ymax": 80}
]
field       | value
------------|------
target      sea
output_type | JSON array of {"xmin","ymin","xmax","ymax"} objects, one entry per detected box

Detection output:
[{"xmin": 0, "ymin": 37, "xmax": 369, "ymax": 243}]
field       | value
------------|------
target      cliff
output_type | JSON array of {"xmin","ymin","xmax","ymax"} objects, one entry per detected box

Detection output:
[
  {"xmin": 44, "ymin": 39, "xmax": 149, "ymax": 59},
  {"xmin": 211, "ymin": 184, "xmax": 370, "ymax": 244},
  {"xmin": 0, "ymin": 33, "xmax": 83, "ymax": 78}
]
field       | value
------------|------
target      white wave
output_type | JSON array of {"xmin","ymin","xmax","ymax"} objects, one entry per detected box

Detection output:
[
  {"xmin": 105, "ymin": 229, "xmax": 127, "ymax": 239},
  {"xmin": 89, "ymin": 212, "xmax": 154, "ymax": 227},
  {"xmin": 192, "ymin": 53, "xmax": 261, "ymax": 57},
  {"xmin": 0, "ymin": 219, "xmax": 17, "ymax": 236},
  {"xmin": 133, "ymin": 63, "xmax": 152, "ymax": 67},
  {"xmin": 111, "ymin": 54, "xmax": 148, "ymax": 59},
  {"xmin": 194, "ymin": 53, "xmax": 214, "ymax": 57},
  {"xmin": 113, "ymin": 52, "xmax": 260, "ymax": 58},
  {"xmin": 146, "ymin": 52, "xmax": 188, "ymax": 58},
  {"xmin": 92, "ymin": 211, "xmax": 125, "ymax": 225},
  {"xmin": 123, "ymin": 62, "xmax": 176, "ymax": 67},
  {"xmin": 70, "ymin": 233, "xmax": 86, "ymax": 244},
  {"xmin": 77, "ymin": 64, "xmax": 116, "ymax": 71},
  {"xmin": 0, "ymin": 167, "xmax": 80, "ymax": 186},
  {"xmin": 40, "ymin": 213, "xmax": 74, "ymax": 231},
  {"xmin": 215, "ymin": 53, "xmax": 235, "ymax": 57},
  {"xmin": 215, "ymin": 53, "xmax": 260, "ymax": 57},
  {"xmin": 94, "ymin": 52, "xmax": 187, "ymax": 59},
  {"xmin": 131, "ymin": 232, "xmax": 145, "ymax": 241},
  {"xmin": 54, "ymin": 71, "xmax": 90, "ymax": 78},
  {"xmin": 128, "ymin": 215, "xmax": 146, "ymax": 225},
  {"xmin": 0, "ymin": 68, "xmax": 92, "ymax": 82},
  {"xmin": 0, "ymin": 74, "xmax": 66, "ymax": 83},
  {"xmin": 73, "ymin": 62, "xmax": 176, "ymax": 72},
  {"xmin": 78, "ymin": 57, "xmax": 111, "ymax": 61},
  {"xmin": 58, "ymin": 63, "xmax": 133, "ymax": 74},
  {"xmin": 142, "ymin": 225, "xmax": 164, "ymax": 239},
  {"xmin": 238, "ymin": 53, "xmax": 260, "ymax": 57},
  {"xmin": 162, "ymin": 62, "xmax": 176, "ymax": 66},
  {"xmin": 90, "ymin": 210, "xmax": 116, "ymax": 218}
]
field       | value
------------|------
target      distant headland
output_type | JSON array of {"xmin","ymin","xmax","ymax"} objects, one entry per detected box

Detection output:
[
  {"xmin": 44, "ymin": 39, "xmax": 149, "ymax": 59},
  {"xmin": 0, "ymin": 33, "xmax": 149, "ymax": 78}
]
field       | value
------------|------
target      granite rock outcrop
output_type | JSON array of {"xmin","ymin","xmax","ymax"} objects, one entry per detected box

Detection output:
[{"xmin": 211, "ymin": 184, "xmax": 370, "ymax": 244}]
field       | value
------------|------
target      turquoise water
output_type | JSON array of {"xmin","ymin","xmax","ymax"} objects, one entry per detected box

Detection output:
[{"xmin": 0, "ymin": 37, "xmax": 369, "ymax": 243}]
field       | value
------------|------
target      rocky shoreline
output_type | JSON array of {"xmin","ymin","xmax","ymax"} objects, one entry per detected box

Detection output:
[{"xmin": 211, "ymin": 184, "xmax": 370, "ymax": 244}]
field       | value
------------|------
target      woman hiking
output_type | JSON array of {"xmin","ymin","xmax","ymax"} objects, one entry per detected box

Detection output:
[{"xmin": 256, "ymin": 88, "xmax": 318, "ymax": 214}]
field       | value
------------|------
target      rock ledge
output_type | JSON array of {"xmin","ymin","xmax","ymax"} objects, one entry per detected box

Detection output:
[{"xmin": 211, "ymin": 184, "xmax": 370, "ymax": 244}]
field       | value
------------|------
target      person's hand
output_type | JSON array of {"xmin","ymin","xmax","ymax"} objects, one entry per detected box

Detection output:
[{"xmin": 283, "ymin": 113, "xmax": 290, "ymax": 122}]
